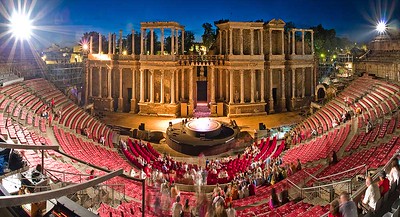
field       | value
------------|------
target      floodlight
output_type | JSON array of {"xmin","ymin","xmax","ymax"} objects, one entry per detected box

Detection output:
[
  {"xmin": 10, "ymin": 11, "xmax": 33, "ymax": 40},
  {"xmin": 82, "ymin": 43, "xmax": 89, "ymax": 51},
  {"xmin": 376, "ymin": 21, "xmax": 387, "ymax": 33}
]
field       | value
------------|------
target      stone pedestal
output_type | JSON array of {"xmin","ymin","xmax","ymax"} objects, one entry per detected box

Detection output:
[
  {"xmin": 92, "ymin": 97, "xmax": 114, "ymax": 111},
  {"xmin": 130, "ymin": 99, "xmax": 138, "ymax": 113},
  {"xmin": 268, "ymin": 100, "xmax": 275, "ymax": 114},
  {"xmin": 281, "ymin": 99, "xmax": 287, "ymax": 112},
  {"xmin": 226, "ymin": 102, "xmax": 267, "ymax": 117},
  {"xmin": 217, "ymin": 102, "xmax": 224, "ymax": 116},
  {"xmin": 138, "ymin": 102, "xmax": 180, "ymax": 117},
  {"xmin": 188, "ymin": 101, "xmax": 194, "ymax": 116},
  {"xmin": 180, "ymin": 102, "xmax": 188, "ymax": 117},
  {"xmin": 210, "ymin": 103, "xmax": 217, "ymax": 117},
  {"xmin": 117, "ymin": 98, "xmax": 123, "ymax": 112}
]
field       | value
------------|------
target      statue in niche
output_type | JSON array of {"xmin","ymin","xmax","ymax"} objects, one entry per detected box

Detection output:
[
  {"xmin": 165, "ymin": 93, "xmax": 170, "ymax": 103},
  {"xmin": 234, "ymin": 90, "xmax": 239, "ymax": 103},
  {"xmin": 155, "ymin": 93, "xmax": 159, "ymax": 103},
  {"xmin": 255, "ymin": 91, "xmax": 259, "ymax": 102}
]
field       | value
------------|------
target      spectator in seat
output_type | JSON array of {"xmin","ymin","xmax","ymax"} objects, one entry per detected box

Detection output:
[
  {"xmin": 88, "ymin": 169, "xmax": 95, "ymax": 180},
  {"xmin": 389, "ymin": 159, "xmax": 400, "ymax": 186},
  {"xmin": 329, "ymin": 199, "xmax": 343, "ymax": 217},
  {"xmin": 359, "ymin": 177, "xmax": 380, "ymax": 213},
  {"xmin": 248, "ymin": 180, "xmax": 256, "ymax": 196},
  {"xmin": 296, "ymin": 159, "xmax": 302, "ymax": 171},
  {"xmin": 330, "ymin": 151, "xmax": 338, "ymax": 165},
  {"xmin": 269, "ymin": 188, "xmax": 280, "ymax": 209},
  {"xmin": 99, "ymin": 135, "xmax": 105, "ymax": 146},
  {"xmin": 339, "ymin": 191, "xmax": 357, "ymax": 217},
  {"xmin": 279, "ymin": 184, "xmax": 290, "ymax": 205},
  {"xmin": 377, "ymin": 170, "xmax": 390, "ymax": 196},
  {"xmin": 171, "ymin": 196, "xmax": 183, "ymax": 217}
]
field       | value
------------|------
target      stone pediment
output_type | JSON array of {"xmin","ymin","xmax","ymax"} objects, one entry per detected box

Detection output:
[{"xmin": 266, "ymin": 19, "xmax": 286, "ymax": 28}]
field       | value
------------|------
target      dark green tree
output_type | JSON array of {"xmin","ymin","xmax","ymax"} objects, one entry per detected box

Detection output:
[
  {"xmin": 81, "ymin": 32, "xmax": 108, "ymax": 53},
  {"xmin": 178, "ymin": 31, "xmax": 195, "ymax": 53},
  {"xmin": 201, "ymin": 23, "xmax": 216, "ymax": 51}
]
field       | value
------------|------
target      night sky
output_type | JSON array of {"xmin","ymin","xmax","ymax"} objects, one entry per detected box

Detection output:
[{"xmin": 2, "ymin": 0, "xmax": 400, "ymax": 46}]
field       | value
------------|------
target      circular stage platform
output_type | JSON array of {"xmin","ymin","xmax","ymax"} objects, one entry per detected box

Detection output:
[{"xmin": 166, "ymin": 118, "xmax": 240, "ymax": 156}]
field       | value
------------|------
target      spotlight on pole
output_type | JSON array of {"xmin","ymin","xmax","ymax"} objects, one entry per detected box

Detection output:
[
  {"xmin": 9, "ymin": 11, "xmax": 33, "ymax": 41},
  {"xmin": 376, "ymin": 20, "xmax": 387, "ymax": 34}
]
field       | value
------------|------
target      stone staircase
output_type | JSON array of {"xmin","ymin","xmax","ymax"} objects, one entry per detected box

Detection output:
[{"xmin": 193, "ymin": 102, "xmax": 211, "ymax": 118}]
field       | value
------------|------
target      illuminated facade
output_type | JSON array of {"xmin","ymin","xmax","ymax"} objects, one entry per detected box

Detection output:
[{"xmin": 85, "ymin": 20, "xmax": 316, "ymax": 117}]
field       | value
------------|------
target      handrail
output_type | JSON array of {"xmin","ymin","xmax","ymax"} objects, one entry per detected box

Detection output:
[{"xmin": 309, "ymin": 164, "xmax": 367, "ymax": 181}]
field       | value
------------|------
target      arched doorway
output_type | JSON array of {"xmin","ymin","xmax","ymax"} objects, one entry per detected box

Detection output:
[{"xmin": 315, "ymin": 84, "xmax": 327, "ymax": 101}]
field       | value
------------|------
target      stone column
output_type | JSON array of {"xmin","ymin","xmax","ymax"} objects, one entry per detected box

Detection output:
[
  {"xmin": 150, "ymin": 29, "xmax": 154, "ymax": 55},
  {"xmin": 175, "ymin": 29, "xmax": 179, "ymax": 55},
  {"xmin": 131, "ymin": 68, "xmax": 136, "ymax": 101},
  {"xmin": 219, "ymin": 30, "xmax": 222, "ymax": 54},
  {"xmin": 131, "ymin": 30, "xmax": 135, "ymax": 55},
  {"xmin": 287, "ymin": 31, "xmax": 291, "ymax": 55},
  {"xmin": 225, "ymin": 69, "xmax": 229, "ymax": 102},
  {"xmin": 160, "ymin": 28, "xmax": 164, "ymax": 54},
  {"xmin": 181, "ymin": 30, "xmax": 185, "ymax": 55},
  {"xmin": 175, "ymin": 69, "xmax": 179, "ymax": 102},
  {"xmin": 225, "ymin": 30, "xmax": 228, "ymax": 54},
  {"xmin": 107, "ymin": 67, "xmax": 112, "ymax": 99},
  {"xmin": 98, "ymin": 33, "xmax": 102, "ymax": 54},
  {"xmin": 150, "ymin": 70, "xmax": 154, "ymax": 103},
  {"xmin": 292, "ymin": 30, "xmax": 295, "ymax": 55},
  {"xmin": 251, "ymin": 69, "xmax": 255, "ymax": 103},
  {"xmin": 171, "ymin": 28, "xmax": 175, "ymax": 55},
  {"xmin": 240, "ymin": 70, "xmax": 244, "ymax": 103},
  {"xmin": 240, "ymin": 28, "xmax": 243, "ymax": 55},
  {"xmin": 229, "ymin": 70, "xmax": 234, "ymax": 104},
  {"xmin": 281, "ymin": 30, "xmax": 284, "ymax": 55},
  {"xmin": 301, "ymin": 68, "xmax": 305, "ymax": 98},
  {"xmin": 108, "ymin": 33, "xmax": 112, "ymax": 54},
  {"xmin": 229, "ymin": 29, "xmax": 233, "ymax": 55},
  {"xmin": 140, "ymin": 28, "xmax": 144, "ymax": 55},
  {"xmin": 219, "ymin": 69, "xmax": 223, "ymax": 100},
  {"xmin": 89, "ymin": 67, "xmax": 93, "ymax": 97},
  {"xmin": 269, "ymin": 29, "xmax": 272, "ymax": 55},
  {"xmin": 119, "ymin": 30, "xmax": 123, "ymax": 54},
  {"xmin": 139, "ymin": 69, "xmax": 145, "ymax": 103},
  {"xmin": 85, "ymin": 64, "xmax": 89, "ymax": 104},
  {"xmin": 250, "ymin": 29, "xmax": 254, "ymax": 55},
  {"xmin": 311, "ymin": 31, "xmax": 314, "ymax": 54},
  {"xmin": 171, "ymin": 70, "xmax": 175, "ymax": 104},
  {"xmin": 281, "ymin": 68, "xmax": 286, "ymax": 111},
  {"xmin": 181, "ymin": 69, "xmax": 185, "ymax": 100},
  {"xmin": 160, "ymin": 70, "xmax": 164, "ymax": 103},
  {"xmin": 260, "ymin": 69, "xmax": 265, "ymax": 102},
  {"xmin": 189, "ymin": 66, "xmax": 194, "ymax": 102},
  {"xmin": 310, "ymin": 66, "xmax": 314, "ymax": 96},
  {"xmin": 291, "ymin": 68, "xmax": 296, "ymax": 99},
  {"xmin": 210, "ymin": 67, "xmax": 215, "ymax": 103},
  {"xmin": 113, "ymin": 34, "xmax": 116, "ymax": 54},
  {"xmin": 89, "ymin": 36, "xmax": 93, "ymax": 54},
  {"xmin": 302, "ymin": 30, "xmax": 305, "ymax": 55},
  {"xmin": 98, "ymin": 67, "xmax": 102, "ymax": 97},
  {"xmin": 260, "ymin": 29, "xmax": 264, "ymax": 55},
  {"xmin": 269, "ymin": 68, "xmax": 274, "ymax": 113},
  {"xmin": 118, "ymin": 68, "xmax": 123, "ymax": 111}
]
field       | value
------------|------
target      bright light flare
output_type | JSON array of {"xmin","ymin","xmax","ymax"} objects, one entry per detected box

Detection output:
[
  {"xmin": 376, "ymin": 21, "xmax": 387, "ymax": 33},
  {"xmin": 82, "ymin": 43, "xmax": 89, "ymax": 51},
  {"xmin": 9, "ymin": 11, "xmax": 33, "ymax": 40}
]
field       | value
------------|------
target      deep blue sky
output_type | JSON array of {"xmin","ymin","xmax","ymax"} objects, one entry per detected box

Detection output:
[{"xmin": 2, "ymin": 0, "xmax": 400, "ymax": 46}]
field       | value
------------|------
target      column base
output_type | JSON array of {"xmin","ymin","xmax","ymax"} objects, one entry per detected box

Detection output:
[
  {"xmin": 93, "ymin": 97, "xmax": 114, "ymax": 111},
  {"xmin": 281, "ymin": 98, "xmax": 287, "ymax": 112},
  {"xmin": 117, "ymin": 98, "xmax": 123, "ymax": 112},
  {"xmin": 226, "ymin": 102, "xmax": 267, "ymax": 117},
  {"xmin": 268, "ymin": 100, "xmax": 275, "ymax": 114},
  {"xmin": 188, "ymin": 101, "xmax": 194, "ymax": 116},
  {"xmin": 130, "ymin": 99, "xmax": 137, "ymax": 113}
]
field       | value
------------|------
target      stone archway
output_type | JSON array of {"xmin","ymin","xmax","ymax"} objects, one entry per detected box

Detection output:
[{"xmin": 315, "ymin": 84, "xmax": 327, "ymax": 101}]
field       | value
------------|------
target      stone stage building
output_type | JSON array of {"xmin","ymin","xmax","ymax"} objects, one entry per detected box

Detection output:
[{"xmin": 85, "ymin": 20, "xmax": 316, "ymax": 117}]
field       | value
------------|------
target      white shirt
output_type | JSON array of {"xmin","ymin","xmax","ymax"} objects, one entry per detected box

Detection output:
[
  {"xmin": 362, "ymin": 184, "xmax": 380, "ymax": 210},
  {"xmin": 389, "ymin": 167, "xmax": 399, "ymax": 185},
  {"xmin": 226, "ymin": 208, "xmax": 236, "ymax": 217}
]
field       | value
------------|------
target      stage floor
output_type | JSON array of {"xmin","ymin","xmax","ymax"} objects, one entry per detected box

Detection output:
[{"xmin": 100, "ymin": 112, "xmax": 304, "ymax": 138}]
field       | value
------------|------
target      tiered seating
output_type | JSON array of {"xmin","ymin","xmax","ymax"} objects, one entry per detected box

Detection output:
[
  {"xmin": 54, "ymin": 126, "xmax": 132, "ymax": 173},
  {"xmin": 283, "ymin": 124, "xmax": 350, "ymax": 164}
]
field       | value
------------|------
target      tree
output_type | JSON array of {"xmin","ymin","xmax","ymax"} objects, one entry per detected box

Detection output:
[
  {"xmin": 201, "ymin": 23, "xmax": 216, "ymax": 51},
  {"xmin": 81, "ymin": 32, "xmax": 108, "ymax": 54},
  {"xmin": 178, "ymin": 31, "xmax": 195, "ymax": 54},
  {"xmin": 284, "ymin": 21, "xmax": 296, "ymax": 33},
  {"xmin": 125, "ymin": 32, "xmax": 141, "ymax": 55}
]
